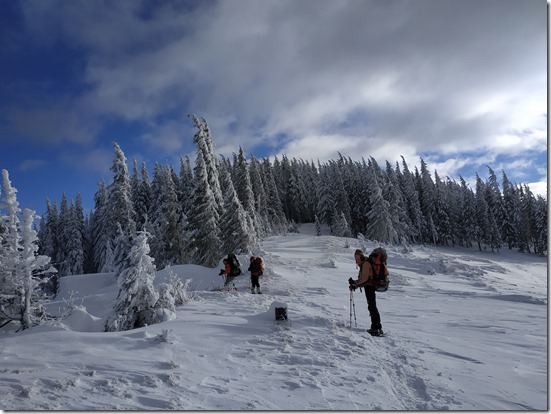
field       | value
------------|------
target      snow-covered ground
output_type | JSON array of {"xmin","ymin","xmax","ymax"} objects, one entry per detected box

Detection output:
[{"xmin": 0, "ymin": 224, "xmax": 547, "ymax": 410}]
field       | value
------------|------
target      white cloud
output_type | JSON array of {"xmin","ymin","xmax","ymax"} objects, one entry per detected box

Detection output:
[
  {"xmin": 6, "ymin": 0, "xmax": 546, "ymax": 188},
  {"xmin": 528, "ymin": 180, "xmax": 548, "ymax": 199},
  {"xmin": 59, "ymin": 147, "xmax": 113, "ymax": 177},
  {"xmin": 17, "ymin": 159, "xmax": 49, "ymax": 172}
]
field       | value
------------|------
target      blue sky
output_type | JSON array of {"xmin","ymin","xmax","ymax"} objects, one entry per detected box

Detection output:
[{"xmin": 0, "ymin": 0, "xmax": 547, "ymax": 216}]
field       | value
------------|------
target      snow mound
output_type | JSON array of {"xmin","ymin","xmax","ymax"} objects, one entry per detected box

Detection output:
[{"xmin": 60, "ymin": 307, "xmax": 104, "ymax": 332}]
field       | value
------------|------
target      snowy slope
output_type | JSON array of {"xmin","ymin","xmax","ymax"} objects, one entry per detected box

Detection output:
[{"xmin": 0, "ymin": 225, "xmax": 547, "ymax": 410}]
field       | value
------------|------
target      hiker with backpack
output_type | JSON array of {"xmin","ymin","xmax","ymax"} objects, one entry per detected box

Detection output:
[
  {"xmin": 248, "ymin": 256, "xmax": 264, "ymax": 294},
  {"xmin": 348, "ymin": 248, "xmax": 389, "ymax": 336},
  {"xmin": 219, "ymin": 253, "xmax": 242, "ymax": 288}
]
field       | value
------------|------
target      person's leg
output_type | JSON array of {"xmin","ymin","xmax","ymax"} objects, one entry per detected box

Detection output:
[{"xmin": 365, "ymin": 287, "xmax": 381, "ymax": 330}]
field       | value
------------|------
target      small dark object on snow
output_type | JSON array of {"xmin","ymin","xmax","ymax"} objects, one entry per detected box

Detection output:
[{"xmin": 275, "ymin": 307, "xmax": 287, "ymax": 321}]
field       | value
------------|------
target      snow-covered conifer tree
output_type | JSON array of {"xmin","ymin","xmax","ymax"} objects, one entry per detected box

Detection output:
[
  {"xmin": 219, "ymin": 169, "xmax": 255, "ymax": 254},
  {"xmin": 91, "ymin": 181, "xmax": 113, "ymax": 272},
  {"xmin": 63, "ymin": 199, "xmax": 85, "ymax": 275},
  {"xmin": 398, "ymin": 157, "xmax": 422, "ymax": 243},
  {"xmin": 334, "ymin": 211, "xmax": 352, "ymax": 237},
  {"xmin": 56, "ymin": 194, "xmax": 71, "ymax": 276},
  {"xmin": 132, "ymin": 159, "xmax": 151, "ymax": 231},
  {"xmin": 474, "ymin": 174, "xmax": 491, "ymax": 251},
  {"xmin": 432, "ymin": 171, "xmax": 452, "ymax": 246},
  {"xmin": 112, "ymin": 222, "xmax": 132, "ymax": 274},
  {"xmin": 287, "ymin": 163, "xmax": 307, "ymax": 223},
  {"xmin": 189, "ymin": 115, "xmax": 224, "ymax": 215},
  {"xmin": 148, "ymin": 164, "xmax": 184, "ymax": 267},
  {"xmin": 109, "ymin": 142, "xmax": 136, "ymax": 232},
  {"xmin": 248, "ymin": 154, "xmax": 269, "ymax": 236},
  {"xmin": 38, "ymin": 199, "xmax": 59, "ymax": 267},
  {"xmin": 316, "ymin": 165, "xmax": 336, "ymax": 230},
  {"xmin": 0, "ymin": 170, "xmax": 52, "ymax": 330},
  {"xmin": 105, "ymin": 231, "xmax": 159, "ymax": 332},
  {"xmin": 501, "ymin": 171, "xmax": 520, "ymax": 250},
  {"xmin": 486, "ymin": 167, "xmax": 505, "ymax": 229},
  {"xmin": 458, "ymin": 176, "xmax": 476, "ymax": 248},
  {"xmin": 233, "ymin": 147, "xmax": 262, "ymax": 238},
  {"xmin": 233, "ymin": 147, "xmax": 255, "ymax": 213},
  {"xmin": 107, "ymin": 142, "xmax": 136, "ymax": 265},
  {"xmin": 178, "ymin": 156, "xmax": 194, "ymax": 215},
  {"xmin": 532, "ymin": 195, "xmax": 547, "ymax": 255},
  {"xmin": 338, "ymin": 157, "xmax": 363, "ymax": 236},
  {"xmin": 272, "ymin": 156, "xmax": 290, "ymax": 218},
  {"xmin": 417, "ymin": 158, "xmax": 437, "ymax": 244},
  {"xmin": 365, "ymin": 172, "xmax": 398, "ymax": 244},
  {"xmin": 261, "ymin": 157, "xmax": 287, "ymax": 233},
  {"xmin": 82, "ymin": 212, "xmax": 95, "ymax": 274},
  {"xmin": 518, "ymin": 184, "xmax": 536, "ymax": 253},
  {"xmin": 188, "ymin": 143, "xmax": 221, "ymax": 267},
  {"xmin": 314, "ymin": 214, "xmax": 322, "ymax": 236},
  {"xmin": 384, "ymin": 161, "xmax": 410, "ymax": 244}
]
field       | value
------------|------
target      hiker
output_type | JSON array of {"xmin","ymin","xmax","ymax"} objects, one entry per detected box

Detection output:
[
  {"xmin": 349, "ymin": 249, "xmax": 386, "ymax": 336},
  {"xmin": 248, "ymin": 256, "xmax": 264, "ymax": 294},
  {"xmin": 219, "ymin": 253, "xmax": 242, "ymax": 289},
  {"xmin": 219, "ymin": 258, "xmax": 235, "ymax": 287}
]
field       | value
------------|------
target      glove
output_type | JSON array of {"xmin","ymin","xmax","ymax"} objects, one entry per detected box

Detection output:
[
  {"xmin": 219, "ymin": 270, "xmax": 225, "ymax": 276},
  {"xmin": 348, "ymin": 277, "xmax": 356, "ymax": 291}
]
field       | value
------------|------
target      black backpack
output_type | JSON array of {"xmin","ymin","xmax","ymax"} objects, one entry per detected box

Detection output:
[
  {"xmin": 227, "ymin": 252, "xmax": 241, "ymax": 276},
  {"xmin": 249, "ymin": 256, "xmax": 263, "ymax": 276},
  {"xmin": 368, "ymin": 248, "xmax": 389, "ymax": 292}
]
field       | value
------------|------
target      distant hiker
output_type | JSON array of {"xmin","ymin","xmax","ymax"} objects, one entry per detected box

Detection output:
[
  {"xmin": 248, "ymin": 256, "xmax": 264, "ymax": 294},
  {"xmin": 219, "ymin": 259, "xmax": 234, "ymax": 287},
  {"xmin": 349, "ymin": 248, "xmax": 388, "ymax": 336},
  {"xmin": 219, "ymin": 253, "xmax": 242, "ymax": 288}
]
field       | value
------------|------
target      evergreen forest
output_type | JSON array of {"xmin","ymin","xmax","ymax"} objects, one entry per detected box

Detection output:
[{"xmin": 26, "ymin": 115, "xmax": 551, "ymax": 280}]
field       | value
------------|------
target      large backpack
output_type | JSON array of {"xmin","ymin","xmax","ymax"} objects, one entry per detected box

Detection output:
[
  {"xmin": 249, "ymin": 256, "xmax": 264, "ymax": 276},
  {"xmin": 227, "ymin": 252, "xmax": 241, "ymax": 276},
  {"xmin": 368, "ymin": 248, "xmax": 389, "ymax": 292}
]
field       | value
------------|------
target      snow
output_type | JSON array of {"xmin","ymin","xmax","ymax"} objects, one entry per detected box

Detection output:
[{"xmin": 0, "ymin": 224, "xmax": 547, "ymax": 410}]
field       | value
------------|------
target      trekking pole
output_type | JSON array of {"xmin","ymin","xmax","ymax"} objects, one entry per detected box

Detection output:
[
  {"xmin": 350, "ymin": 289, "xmax": 357, "ymax": 328},
  {"xmin": 352, "ymin": 290, "xmax": 357, "ymax": 327},
  {"xmin": 349, "ymin": 290, "xmax": 352, "ymax": 328}
]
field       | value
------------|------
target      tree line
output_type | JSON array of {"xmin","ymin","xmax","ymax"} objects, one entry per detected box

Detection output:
[
  {"xmin": 4, "ymin": 113, "xmax": 549, "ymax": 285},
  {"xmin": 36, "ymin": 115, "xmax": 548, "ymax": 283}
]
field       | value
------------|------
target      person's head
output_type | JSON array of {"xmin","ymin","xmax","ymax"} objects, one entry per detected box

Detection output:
[
  {"xmin": 354, "ymin": 249, "xmax": 365, "ymax": 264},
  {"xmin": 223, "ymin": 259, "xmax": 229, "ymax": 263},
  {"xmin": 250, "ymin": 256, "xmax": 256, "ymax": 262}
]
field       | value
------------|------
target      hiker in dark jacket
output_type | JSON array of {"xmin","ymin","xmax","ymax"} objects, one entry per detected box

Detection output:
[
  {"xmin": 350, "ymin": 249, "xmax": 386, "ymax": 336},
  {"xmin": 248, "ymin": 256, "xmax": 263, "ymax": 294}
]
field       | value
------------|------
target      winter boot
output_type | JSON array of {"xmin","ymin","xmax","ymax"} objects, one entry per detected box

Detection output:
[
  {"xmin": 256, "ymin": 287, "xmax": 262, "ymax": 294},
  {"xmin": 367, "ymin": 328, "xmax": 384, "ymax": 337},
  {"xmin": 251, "ymin": 288, "xmax": 256, "ymax": 294}
]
